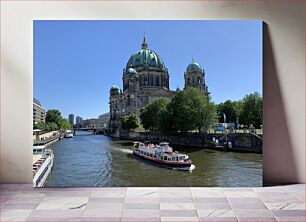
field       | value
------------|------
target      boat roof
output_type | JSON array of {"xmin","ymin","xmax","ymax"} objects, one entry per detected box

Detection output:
[
  {"xmin": 133, "ymin": 141, "xmax": 144, "ymax": 144},
  {"xmin": 159, "ymin": 142, "xmax": 169, "ymax": 145},
  {"xmin": 33, "ymin": 145, "xmax": 46, "ymax": 150},
  {"xmin": 33, "ymin": 129, "xmax": 42, "ymax": 132}
]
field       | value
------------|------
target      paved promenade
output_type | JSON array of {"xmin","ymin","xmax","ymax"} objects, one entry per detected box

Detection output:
[{"xmin": 0, "ymin": 184, "xmax": 304, "ymax": 221}]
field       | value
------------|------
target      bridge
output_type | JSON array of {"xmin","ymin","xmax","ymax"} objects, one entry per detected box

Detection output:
[{"xmin": 73, "ymin": 128, "xmax": 107, "ymax": 135}]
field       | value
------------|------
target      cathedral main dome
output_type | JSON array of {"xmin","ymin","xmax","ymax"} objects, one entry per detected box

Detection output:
[{"xmin": 125, "ymin": 37, "xmax": 166, "ymax": 71}]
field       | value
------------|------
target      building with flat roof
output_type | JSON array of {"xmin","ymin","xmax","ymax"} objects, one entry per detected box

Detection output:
[
  {"xmin": 33, "ymin": 98, "xmax": 45, "ymax": 124},
  {"xmin": 68, "ymin": 114, "xmax": 74, "ymax": 125},
  {"xmin": 98, "ymin": 113, "xmax": 110, "ymax": 129},
  {"xmin": 75, "ymin": 116, "xmax": 83, "ymax": 126},
  {"xmin": 82, "ymin": 118, "xmax": 99, "ymax": 129}
]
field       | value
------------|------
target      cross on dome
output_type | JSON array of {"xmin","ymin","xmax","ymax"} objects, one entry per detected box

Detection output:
[{"xmin": 141, "ymin": 34, "xmax": 148, "ymax": 49}]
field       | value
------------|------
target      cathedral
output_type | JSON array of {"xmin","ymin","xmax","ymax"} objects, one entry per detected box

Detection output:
[{"xmin": 109, "ymin": 37, "xmax": 209, "ymax": 136}]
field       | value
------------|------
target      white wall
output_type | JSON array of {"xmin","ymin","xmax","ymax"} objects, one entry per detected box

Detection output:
[{"xmin": 1, "ymin": 1, "xmax": 304, "ymax": 184}]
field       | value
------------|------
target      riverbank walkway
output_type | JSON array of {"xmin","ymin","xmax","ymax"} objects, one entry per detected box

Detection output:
[{"xmin": 1, "ymin": 184, "xmax": 304, "ymax": 221}]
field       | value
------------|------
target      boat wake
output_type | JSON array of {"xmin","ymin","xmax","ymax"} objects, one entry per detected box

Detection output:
[
  {"xmin": 189, "ymin": 164, "xmax": 196, "ymax": 171},
  {"xmin": 112, "ymin": 147, "xmax": 133, "ymax": 154},
  {"xmin": 171, "ymin": 164, "xmax": 196, "ymax": 172}
]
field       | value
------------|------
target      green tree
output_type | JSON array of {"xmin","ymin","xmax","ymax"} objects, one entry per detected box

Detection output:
[
  {"xmin": 239, "ymin": 92, "xmax": 263, "ymax": 128},
  {"xmin": 159, "ymin": 102, "xmax": 176, "ymax": 133},
  {"xmin": 217, "ymin": 100, "xmax": 242, "ymax": 123},
  {"xmin": 121, "ymin": 114, "xmax": 140, "ymax": 131},
  {"xmin": 168, "ymin": 90, "xmax": 193, "ymax": 133},
  {"xmin": 140, "ymin": 98, "xmax": 170, "ymax": 131},
  {"xmin": 43, "ymin": 109, "xmax": 73, "ymax": 130},
  {"xmin": 232, "ymin": 100, "xmax": 243, "ymax": 118},
  {"xmin": 168, "ymin": 87, "xmax": 217, "ymax": 133},
  {"xmin": 59, "ymin": 118, "xmax": 72, "ymax": 129},
  {"xmin": 46, "ymin": 109, "xmax": 62, "ymax": 127},
  {"xmin": 46, "ymin": 122, "xmax": 58, "ymax": 131},
  {"xmin": 33, "ymin": 122, "xmax": 47, "ymax": 131}
]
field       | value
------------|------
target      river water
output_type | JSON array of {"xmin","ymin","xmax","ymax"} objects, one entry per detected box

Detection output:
[{"xmin": 45, "ymin": 132, "xmax": 262, "ymax": 187}]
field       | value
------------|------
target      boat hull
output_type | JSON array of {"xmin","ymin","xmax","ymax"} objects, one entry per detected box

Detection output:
[
  {"xmin": 64, "ymin": 135, "xmax": 74, "ymax": 138},
  {"xmin": 33, "ymin": 155, "xmax": 54, "ymax": 187},
  {"xmin": 133, "ymin": 150, "xmax": 192, "ymax": 168}
]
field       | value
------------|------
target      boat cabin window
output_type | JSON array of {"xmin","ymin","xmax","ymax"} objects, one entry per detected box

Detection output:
[
  {"xmin": 163, "ymin": 156, "xmax": 167, "ymax": 161},
  {"xmin": 172, "ymin": 157, "xmax": 176, "ymax": 161}
]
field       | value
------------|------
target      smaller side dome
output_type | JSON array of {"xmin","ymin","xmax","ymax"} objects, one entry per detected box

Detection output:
[
  {"xmin": 125, "ymin": 68, "xmax": 137, "ymax": 75},
  {"xmin": 186, "ymin": 58, "xmax": 202, "ymax": 72},
  {"xmin": 110, "ymin": 84, "xmax": 119, "ymax": 95},
  {"xmin": 110, "ymin": 84, "xmax": 119, "ymax": 90}
]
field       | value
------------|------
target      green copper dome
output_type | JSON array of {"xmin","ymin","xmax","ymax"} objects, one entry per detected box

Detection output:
[
  {"xmin": 110, "ymin": 84, "xmax": 119, "ymax": 90},
  {"xmin": 125, "ymin": 37, "xmax": 166, "ymax": 71},
  {"xmin": 187, "ymin": 58, "xmax": 202, "ymax": 72}
]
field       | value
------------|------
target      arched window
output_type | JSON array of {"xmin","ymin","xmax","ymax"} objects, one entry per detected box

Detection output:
[
  {"xmin": 187, "ymin": 77, "xmax": 190, "ymax": 84},
  {"xmin": 156, "ymin": 76, "xmax": 159, "ymax": 86},
  {"xmin": 198, "ymin": 77, "xmax": 201, "ymax": 83}
]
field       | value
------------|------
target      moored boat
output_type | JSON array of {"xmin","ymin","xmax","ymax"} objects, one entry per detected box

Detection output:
[
  {"xmin": 33, "ymin": 145, "xmax": 54, "ymax": 187},
  {"xmin": 64, "ymin": 133, "xmax": 74, "ymax": 138},
  {"xmin": 132, "ymin": 141, "xmax": 193, "ymax": 169}
]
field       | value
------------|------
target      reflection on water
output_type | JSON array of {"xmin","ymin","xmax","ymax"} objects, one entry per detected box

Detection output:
[{"xmin": 45, "ymin": 132, "xmax": 262, "ymax": 187}]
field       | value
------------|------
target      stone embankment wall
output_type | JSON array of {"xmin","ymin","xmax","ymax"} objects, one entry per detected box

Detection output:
[{"xmin": 119, "ymin": 131, "xmax": 262, "ymax": 153}]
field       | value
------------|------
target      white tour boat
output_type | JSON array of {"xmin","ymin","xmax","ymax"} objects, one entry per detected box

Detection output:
[
  {"xmin": 133, "ymin": 141, "xmax": 194, "ymax": 170},
  {"xmin": 64, "ymin": 133, "xmax": 74, "ymax": 138},
  {"xmin": 33, "ymin": 145, "xmax": 54, "ymax": 187}
]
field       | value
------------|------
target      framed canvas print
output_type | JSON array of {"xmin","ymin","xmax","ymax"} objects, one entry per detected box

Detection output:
[{"xmin": 33, "ymin": 20, "xmax": 262, "ymax": 187}]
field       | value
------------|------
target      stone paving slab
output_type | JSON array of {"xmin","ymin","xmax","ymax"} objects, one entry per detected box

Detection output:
[{"xmin": 0, "ymin": 184, "xmax": 304, "ymax": 222}]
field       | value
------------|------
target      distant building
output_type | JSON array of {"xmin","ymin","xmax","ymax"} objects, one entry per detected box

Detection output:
[
  {"xmin": 98, "ymin": 113, "xmax": 110, "ymax": 129},
  {"xmin": 75, "ymin": 116, "xmax": 83, "ymax": 126},
  {"xmin": 33, "ymin": 98, "xmax": 45, "ymax": 124},
  {"xmin": 68, "ymin": 114, "xmax": 74, "ymax": 125},
  {"xmin": 82, "ymin": 118, "xmax": 99, "ymax": 129}
]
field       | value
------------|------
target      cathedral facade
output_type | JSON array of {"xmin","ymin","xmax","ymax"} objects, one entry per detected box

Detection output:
[{"xmin": 109, "ymin": 37, "xmax": 209, "ymax": 136}]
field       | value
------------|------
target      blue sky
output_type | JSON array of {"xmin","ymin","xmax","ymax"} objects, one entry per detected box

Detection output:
[{"xmin": 34, "ymin": 20, "xmax": 262, "ymax": 120}]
